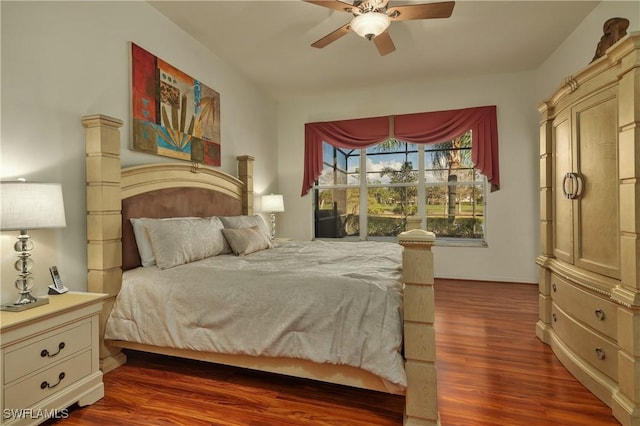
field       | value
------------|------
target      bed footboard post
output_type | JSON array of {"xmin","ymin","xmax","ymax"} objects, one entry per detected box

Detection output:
[
  {"xmin": 83, "ymin": 114, "xmax": 127, "ymax": 373},
  {"xmin": 236, "ymin": 155, "xmax": 254, "ymax": 215},
  {"xmin": 398, "ymin": 229, "xmax": 438, "ymax": 426}
]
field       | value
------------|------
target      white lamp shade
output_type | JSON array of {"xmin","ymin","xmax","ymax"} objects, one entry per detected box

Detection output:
[
  {"xmin": 1, "ymin": 182, "xmax": 67, "ymax": 231},
  {"xmin": 261, "ymin": 194, "xmax": 285, "ymax": 213},
  {"xmin": 351, "ymin": 12, "xmax": 391, "ymax": 40}
]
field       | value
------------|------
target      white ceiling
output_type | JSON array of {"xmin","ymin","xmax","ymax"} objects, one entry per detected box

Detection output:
[{"xmin": 149, "ymin": 1, "xmax": 599, "ymax": 100}]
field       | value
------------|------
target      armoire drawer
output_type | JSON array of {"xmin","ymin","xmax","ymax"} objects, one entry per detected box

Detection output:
[
  {"xmin": 3, "ymin": 319, "xmax": 92, "ymax": 384},
  {"xmin": 550, "ymin": 274, "xmax": 617, "ymax": 340},
  {"xmin": 552, "ymin": 303, "xmax": 617, "ymax": 381},
  {"xmin": 4, "ymin": 348, "xmax": 93, "ymax": 410}
]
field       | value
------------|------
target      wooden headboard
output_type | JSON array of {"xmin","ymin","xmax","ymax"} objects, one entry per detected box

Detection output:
[
  {"xmin": 120, "ymin": 165, "xmax": 246, "ymax": 270},
  {"xmin": 82, "ymin": 114, "xmax": 255, "ymax": 368},
  {"xmin": 83, "ymin": 114, "xmax": 254, "ymax": 296}
]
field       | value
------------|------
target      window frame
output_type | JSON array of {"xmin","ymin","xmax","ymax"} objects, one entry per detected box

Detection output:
[{"xmin": 314, "ymin": 140, "xmax": 488, "ymax": 246}]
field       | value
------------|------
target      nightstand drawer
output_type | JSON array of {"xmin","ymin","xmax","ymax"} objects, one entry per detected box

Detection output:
[
  {"xmin": 4, "ymin": 320, "xmax": 92, "ymax": 384},
  {"xmin": 552, "ymin": 303, "xmax": 618, "ymax": 381},
  {"xmin": 4, "ymin": 348, "xmax": 93, "ymax": 410},
  {"xmin": 550, "ymin": 274, "xmax": 617, "ymax": 339}
]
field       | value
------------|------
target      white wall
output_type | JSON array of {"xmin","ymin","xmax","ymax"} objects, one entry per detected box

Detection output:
[
  {"xmin": 0, "ymin": 1, "xmax": 278, "ymax": 303},
  {"xmin": 277, "ymin": 72, "xmax": 540, "ymax": 283},
  {"xmin": 2, "ymin": 1, "xmax": 638, "ymax": 301},
  {"xmin": 537, "ymin": 1, "xmax": 639, "ymax": 100},
  {"xmin": 276, "ymin": 1, "xmax": 639, "ymax": 284}
]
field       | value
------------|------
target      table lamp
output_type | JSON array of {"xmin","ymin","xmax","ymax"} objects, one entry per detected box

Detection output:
[
  {"xmin": 261, "ymin": 194, "xmax": 284, "ymax": 239},
  {"xmin": 1, "ymin": 181, "xmax": 67, "ymax": 311}
]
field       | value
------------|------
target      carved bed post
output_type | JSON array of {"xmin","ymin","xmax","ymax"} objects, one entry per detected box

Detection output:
[
  {"xmin": 406, "ymin": 216, "xmax": 423, "ymax": 231},
  {"xmin": 83, "ymin": 114, "xmax": 127, "ymax": 373},
  {"xmin": 236, "ymin": 155, "xmax": 254, "ymax": 215},
  {"xmin": 398, "ymin": 229, "xmax": 438, "ymax": 426}
]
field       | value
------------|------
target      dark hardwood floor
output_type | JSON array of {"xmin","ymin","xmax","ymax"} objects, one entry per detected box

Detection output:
[{"xmin": 47, "ymin": 279, "xmax": 619, "ymax": 425}]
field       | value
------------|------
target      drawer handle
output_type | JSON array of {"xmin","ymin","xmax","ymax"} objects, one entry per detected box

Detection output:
[
  {"xmin": 40, "ymin": 372, "xmax": 66, "ymax": 390},
  {"xmin": 552, "ymin": 313, "xmax": 557, "ymax": 322},
  {"xmin": 595, "ymin": 309, "xmax": 606, "ymax": 321},
  {"xmin": 595, "ymin": 348, "xmax": 606, "ymax": 360},
  {"xmin": 552, "ymin": 283, "xmax": 557, "ymax": 292},
  {"xmin": 41, "ymin": 342, "xmax": 65, "ymax": 358}
]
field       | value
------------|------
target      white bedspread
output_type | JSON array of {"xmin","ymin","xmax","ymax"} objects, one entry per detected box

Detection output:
[{"xmin": 104, "ymin": 240, "xmax": 406, "ymax": 387}]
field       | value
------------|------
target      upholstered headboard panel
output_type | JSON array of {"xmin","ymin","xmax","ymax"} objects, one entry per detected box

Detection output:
[{"xmin": 122, "ymin": 187, "xmax": 243, "ymax": 270}]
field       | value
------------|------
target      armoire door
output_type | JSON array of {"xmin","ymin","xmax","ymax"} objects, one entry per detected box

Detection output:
[
  {"xmin": 572, "ymin": 87, "xmax": 620, "ymax": 280},
  {"xmin": 552, "ymin": 110, "xmax": 574, "ymax": 264}
]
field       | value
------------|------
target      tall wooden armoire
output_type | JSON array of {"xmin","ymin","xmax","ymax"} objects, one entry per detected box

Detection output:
[{"xmin": 536, "ymin": 32, "xmax": 640, "ymax": 425}]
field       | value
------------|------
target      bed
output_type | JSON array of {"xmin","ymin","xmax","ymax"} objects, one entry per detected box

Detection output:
[{"xmin": 83, "ymin": 114, "xmax": 438, "ymax": 426}]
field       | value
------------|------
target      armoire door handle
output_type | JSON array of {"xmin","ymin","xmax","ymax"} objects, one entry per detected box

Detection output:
[
  {"xmin": 562, "ymin": 172, "xmax": 582, "ymax": 199},
  {"xmin": 562, "ymin": 173, "xmax": 573, "ymax": 199},
  {"xmin": 572, "ymin": 172, "xmax": 583, "ymax": 198}
]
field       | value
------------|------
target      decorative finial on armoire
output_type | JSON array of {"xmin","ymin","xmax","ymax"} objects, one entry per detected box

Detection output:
[{"xmin": 591, "ymin": 17, "xmax": 629, "ymax": 62}]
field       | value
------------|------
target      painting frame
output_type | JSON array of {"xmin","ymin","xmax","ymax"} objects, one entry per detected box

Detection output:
[{"xmin": 131, "ymin": 43, "xmax": 221, "ymax": 166}]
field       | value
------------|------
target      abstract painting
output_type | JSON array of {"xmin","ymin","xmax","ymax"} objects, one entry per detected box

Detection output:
[{"xmin": 131, "ymin": 43, "xmax": 221, "ymax": 166}]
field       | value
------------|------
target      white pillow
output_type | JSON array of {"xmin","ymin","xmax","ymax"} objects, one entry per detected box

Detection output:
[
  {"xmin": 145, "ymin": 217, "xmax": 226, "ymax": 269},
  {"xmin": 130, "ymin": 217, "xmax": 197, "ymax": 267},
  {"xmin": 219, "ymin": 215, "xmax": 272, "ymax": 247},
  {"xmin": 222, "ymin": 226, "xmax": 271, "ymax": 256}
]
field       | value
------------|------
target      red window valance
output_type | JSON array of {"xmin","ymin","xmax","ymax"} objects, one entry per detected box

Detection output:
[{"xmin": 302, "ymin": 105, "xmax": 500, "ymax": 195}]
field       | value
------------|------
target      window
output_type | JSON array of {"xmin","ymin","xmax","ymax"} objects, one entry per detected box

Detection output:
[{"xmin": 314, "ymin": 131, "xmax": 486, "ymax": 243}]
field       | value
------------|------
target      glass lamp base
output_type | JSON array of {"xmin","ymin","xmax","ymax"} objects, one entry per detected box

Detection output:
[
  {"xmin": 1, "ymin": 297, "xmax": 49, "ymax": 312},
  {"xmin": 3, "ymin": 229, "xmax": 50, "ymax": 312}
]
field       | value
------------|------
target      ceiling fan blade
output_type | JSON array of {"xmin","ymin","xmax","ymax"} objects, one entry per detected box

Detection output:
[
  {"xmin": 304, "ymin": 0, "xmax": 354, "ymax": 13},
  {"xmin": 387, "ymin": 1, "xmax": 455, "ymax": 21},
  {"xmin": 373, "ymin": 31, "xmax": 396, "ymax": 56},
  {"xmin": 311, "ymin": 23, "xmax": 352, "ymax": 49}
]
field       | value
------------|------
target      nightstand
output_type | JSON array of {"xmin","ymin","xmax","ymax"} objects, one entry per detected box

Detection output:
[{"xmin": 0, "ymin": 292, "xmax": 107, "ymax": 425}]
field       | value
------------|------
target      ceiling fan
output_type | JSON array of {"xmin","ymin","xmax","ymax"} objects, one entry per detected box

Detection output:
[{"xmin": 305, "ymin": 0, "xmax": 455, "ymax": 56}]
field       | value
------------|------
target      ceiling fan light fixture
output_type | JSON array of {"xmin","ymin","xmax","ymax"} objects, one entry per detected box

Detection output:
[{"xmin": 351, "ymin": 12, "xmax": 391, "ymax": 40}]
